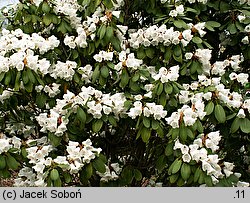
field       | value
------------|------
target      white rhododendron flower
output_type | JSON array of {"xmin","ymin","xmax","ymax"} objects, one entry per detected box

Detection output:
[{"xmin": 173, "ymin": 131, "xmax": 238, "ymax": 184}]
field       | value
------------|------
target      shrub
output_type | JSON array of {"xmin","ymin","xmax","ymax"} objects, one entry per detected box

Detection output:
[{"xmin": 0, "ymin": 0, "xmax": 250, "ymax": 187}]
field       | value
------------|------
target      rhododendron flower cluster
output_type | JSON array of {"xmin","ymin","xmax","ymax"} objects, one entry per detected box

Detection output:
[
  {"xmin": 0, "ymin": 0, "xmax": 250, "ymax": 187},
  {"xmin": 0, "ymin": 134, "xmax": 21, "ymax": 154},
  {"xmin": 173, "ymin": 131, "xmax": 249, "ymax": 186},
  {"xmin": 13, "ymin": 137, "xmax": 101, "ymax": 186}
]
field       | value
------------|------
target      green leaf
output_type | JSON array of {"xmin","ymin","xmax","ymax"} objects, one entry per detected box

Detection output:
[
  {"xmin": 164, "ymin": 48, "xmax": 172, "ymax": 62},
  {"xmin": 169, "ymin": 174, "xmax": 179, "ymax": 184},
  {"xmin": 172, "ymin": 128, "xmax": 179, "ymax": 140},
  {"xmin": 164, "ymin": 83, "xmax": 173, "ymax": 94},
  {"xmin": 203, "ymin": 41, "xmax": 214, "ymax": 49},
  {"xmin": 72, "ymin": 50, "xmax": 79, "ymax": 60},
  {"xmin": 103, "ymin": 0, "xmax": 113, "ymax": 9},
  {"xmin": 174, "ymin": 20, "xmax": 187, "ymax": 29},
  {"xmin": 157, "ymin": 83, "xmax": 164, "ymax": 95},
  {"xmin": 220, "ymin": 1, "xmax": 231, "ymax": 12},
  {"xmin": 124, "ymin": 100, "xmax": 132, "ymax": 110},
  {"xmin": 121, "ymin": 166, "xmax": 134, "ymax": 184},
  {"xmin": 63, "ymin": 173, "xmax": 72, "ymax": 184},
  {"xmin": 92, "ymin": 66, "xmax": 100, "ymax": 83},
  {"xmin": 156, "ymin": 125, "xmax": 165, "ymax": 138},
  {"xmin": 24, "ymin": 15, "xmax": 32, "ymax": 23},
  {"xmin": 48, "ymin": 133, "xmax": 62, "ymax": 147},
  {"xmin": 198, "ymin": 171, "xmax": 205, "ymax": 184},
  {"xmin": 196, "ymin": 120, "xmax": 204, "ymax": 133},
  {"xmin": 97, "ymin": 24, "xmax": 104, "ymax": 39},
  {"xmin": 63, "ymin": 21, "xmax": 72, "ymax": 32},
  {"xmin": 186, "ymin": 128, "xmax": 195, "ymax": 140},
  {"xmin": 145, "ymin": 48, "xmax": 155, "ymax": 59},
  {"xmin": 227, "ymin": 174, "xmax": 239, "ymax": 184},
  {"xmin": 92, "ymin": 119, "xmax": 103, "ymax": 133},
  {"xmin": 133, "ymin": 169, "xmax": 142, "ymax": 181},
  {"xmin": 190, "ymin": 61, "xmax": 201, "ymax": 74},
  {"xmin": 241, "ymin": 10, "xmax": 250, "ymax": 17},
  {"xmin": 168, "ymin": 158, "xmax": 175, "ymax": 175},
  {"xmin": 77, "ymin": 107, "xmax": 87, "ymax": 124},
  {"xmin": 107, "ymin": 62, "xmax": 114, "ymax": 69},
  {"xmin": 99, "ymin": 154, "xmax": 107, "ymax": 164},
  {"xmin": 137, "ymin": 47, "xmax": 146, "ymax": 59},
  {"xmin": 100, "ymin": 66, "xmax": 109, "ymax": 78},
  {"xmin": 21, "ymin": 148, "xmax": 27, "ymax": 159},
  {"xmin": 80, "ymin": 163, "xmax": 93, "ymax": 182},
  {"xmin": 206, "ymin": 21, "xmax": 221, "ymax": 28},
  {"xmin": 132, "ymin": 72, "xmax": 140, "ymax": 82},
  {"xmin": 141, "ymin": 127, "xmax": 151, "ymax": 143},
  {"xmin": 53, "ymin": 177, "xmax": 62, "ymax": 187},
  {"xmin": 73, "ymin": 73, "xmax": 81, "ymax": 84},
  {"xmin": 0, "ymin": 156, "xmax": 6, "ymax": 170},
  {"xmin": 186, "ymin": 7, "xmax": 199, "ymax": 14},
  {"xmin": 181, "ymin": 163, "xmax": 191, "ymax": 181},
  {"xmin": 171, "ymin": 158, "xmax": 182, "ymax": 174},
  {"xmin": 93, "ymin": 157, "xmax": 106, "ymax": 173},
  {"xmin": 227, "ymin": 23, "xmax": 237, "ymax": 34},
  {"xmin": 143, "ymin": 117, "xmax": 151, "ymax": 128},
  {"xmin": 99, "ymin": 75, "xmax": 107, "ymax": 87},
  {"xmin": 235, "ymin": 21, "xmax": 244, "ymax": 32},
  {"xmin": 174, "ymin": 52, "xmax": 183, "ymax": 62},
  {"xmin": 192, "ymin": 36, "xmax": 202, "ymax": 44},
  {"xmin": 31, "ymin": 15, "xmax": 40, "ymax": 24},
  {"xmin": 205, "ymin": 24, "xmax": 214, "ymax": 31},
  {"xmin": 33, "ymin": 71, "xmax": 45, "ymax": 86},
  {"xmin": 177, "ymin": 176, "xmax": 185, "ymax": 187},
  {"xmin": 179, "ymin": 125, "xmax": 187, "ymax": 142},
  {"xmin": 27, "ymin": 68, "xmax": 36, "ymax": 84},
  {"xmin": 106, "ymin": 26, "xmax": 114, "ymax": 40},
  {"xmin": 173, "ymin": 45, "xmax": 182, "ymax": 57},
  {"xmin": 120, "ymin": 69, "xmax": 130, "ymax": 88},
  {"xmin": 14, "ymin": 71, "xmax": 21, "ymax": 91},
  {"xmin": 22, "ymin": 70, "xmax": 29, "ymax": 84},
  {"xmin": 130, "ymin": 80, "xmax": 140, "ymax": 92},
  {"xmin": 51, "ymin": 14, "xmax": 60, "ymax": 24},
  {"xmin": 50, "ymin": 169, "xmax": 60, "ymax": 181},
  {"xmin": 152, "ymin": 120, "xmax": 159, "ymax": 130},
  {"xmin": 6, "ymin": 154, "xmax": 20, "ymax": 170},
  {"xmin": 0, "ymin": 72, "xmax": 5, "ymax": 82},
  {"xmin": 0, "ymin": 169, "xmax": 11, "ymax": 178},
  {"xmin": 57, "ymin": 21, "xmax": 67, "ymax": 33},
  {"xmin": 239, "ymin": 118, "xmax": 250, "ymax": 133},
  {"xmin": 165, "ymin": 142, "xmax": 174, "ymax": 156},
  {"xmin": 47, "ymin": 176, "xmax": 52, "ymax": 187},
  {"xmin": 205, "ymin": 175, "xmax": 213, "ymax": 187},
  {"xmin": 172, "ymin": 83, "xmax": 180, "ymax": 94},
  {"xmin": 230, "ymin": 117, "xmax": 240, "ymax": 133},
  {"xmin": 88, "ymin": 42, "xmax": 95, "ymax": 54},
  {"xmin": 156, "ymin": 155, "xmax": 167, "ymax": 171},
  {"xmin": 62, "ymin": 102, "xmax": 72, "ymax": 110},
  {"xmin": 24, "ymin": 81, "xmax": 33, "ymax": 93},
  {"xmin": 42, "ymin": 2, "xmax": 50, "ymax": 13},
  {"xmin": 194, "ymin": 167, "xmax": 202, "ymax": 182},
  {"xmin": 214, "ymin": 104, "xmax": 226, "ymax": 123},
  {"xmin": 43, "ymin": 14, "xmax": 53, "ymax": 26},
  {"xmin": 226, "ymin": 113, "xmax": 237, "ymax": 121},
  {"xmin": 4, "ymin": 71, "xmax": 12, "ymax": 86},
  {"xmin": 108, "ymin": 115, "xmax": 117, "ymax": 127},
  {"xmin": 85, "ymin": 163, "xmax": 93, "ymax": 179},
  {"xmin": 205, "ymin": 101, "xmax": 214, "ymax": 115},
  {"xmin": 36, "ymin": 93, "xmax": 47, "ymax": 109}
]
